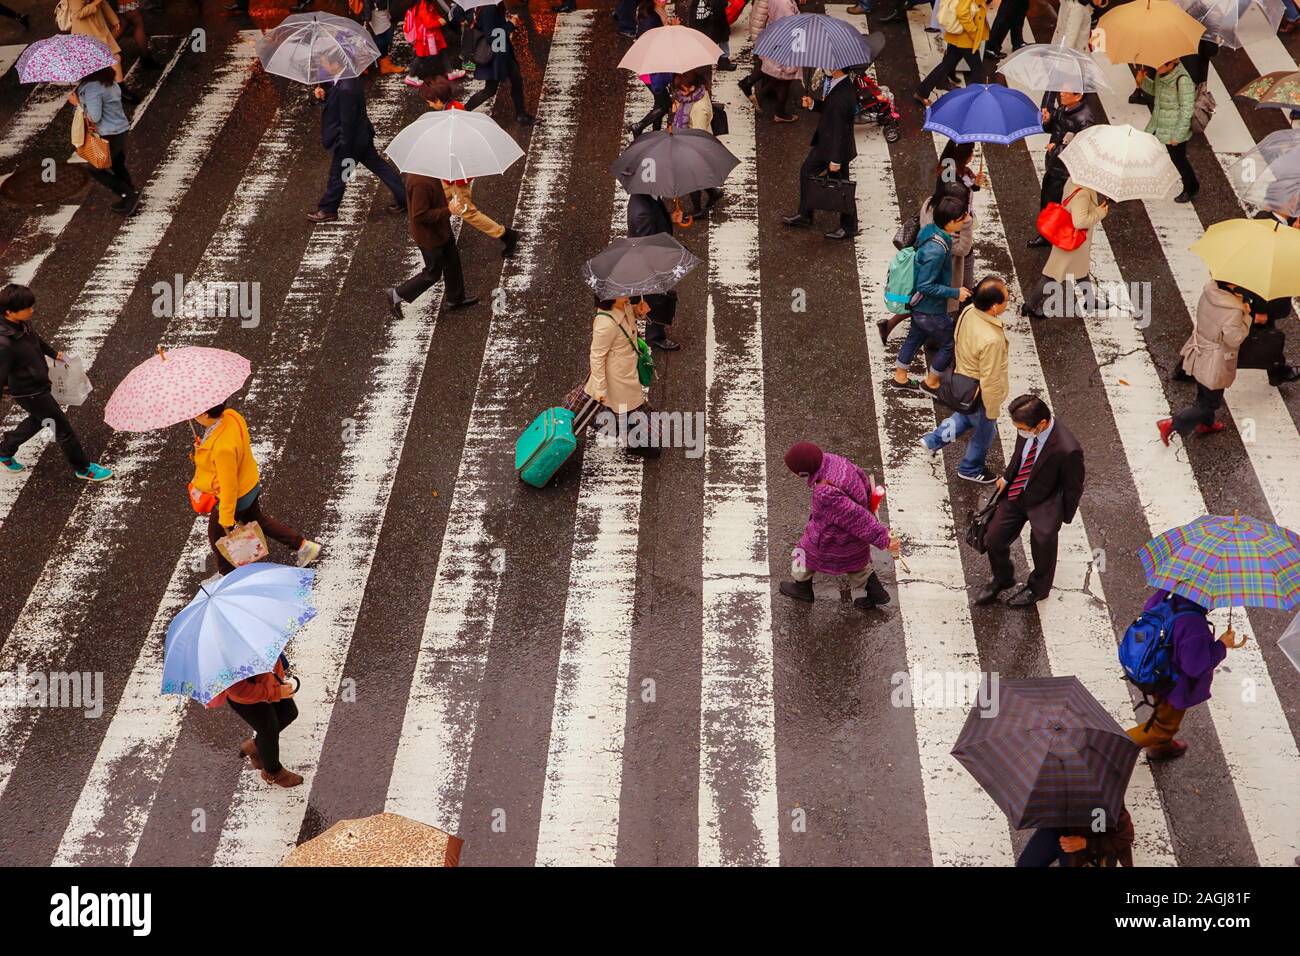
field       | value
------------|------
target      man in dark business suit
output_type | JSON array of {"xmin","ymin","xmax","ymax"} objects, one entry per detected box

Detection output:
[
  {"xmin": 627, "ymin": 192, "xmax": 683, "ymax": 352},
  {"xmin": 974, "ymin": 395, "xmax": 1085, "ymax": 609},
  {"xmin": 782, "ymin": 69, "xmax": 859, "ymax": 240},
  {"xmin": 309, "ymin": 76, "xmax": 406, "ymax": 224}
]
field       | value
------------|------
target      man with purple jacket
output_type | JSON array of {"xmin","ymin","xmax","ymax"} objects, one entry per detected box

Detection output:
[
  {"xmin": 1126, "ymin": 589, "xmax": 1233, "ymax": 761},
  {"xmin": 779, "ymin": 441, "xmax": 900, "ymax": 611}
]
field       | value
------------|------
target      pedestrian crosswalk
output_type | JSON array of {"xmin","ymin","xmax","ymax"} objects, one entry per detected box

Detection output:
[{"xmin": 1, "ymin": 8, "xmax": 1298, "ymax": 866}]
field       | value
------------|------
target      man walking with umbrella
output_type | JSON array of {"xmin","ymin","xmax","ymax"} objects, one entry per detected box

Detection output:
[
  {"xmin": 782, "ymin": 66, "xmax": 859, "ymax": 240},
  {"xmin": 386, "ymin": 169, "xmax": 479, "ymax": 315},
  {"xmin": 308, "ymin": 73, "xmax": 407, "ymax": 224}
]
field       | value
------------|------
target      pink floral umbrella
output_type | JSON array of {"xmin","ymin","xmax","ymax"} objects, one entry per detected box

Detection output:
[
  {"xmin": 104, "ymin": 347, "xmax": 252, "ymax": 433},
  {"xmin": 15, "ymin": 35, "xmax": 116, "ymax": 85}
]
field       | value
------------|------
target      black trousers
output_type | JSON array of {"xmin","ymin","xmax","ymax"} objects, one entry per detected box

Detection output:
[
  {"xmin": 228, "ymin": 698, "xmax": 298, "ymax": 775},
  {"xmin": 1167, "ymin": 141, "xmax": 1199, "ymax": 195},
  {"xmin": 631, "ymin": 87, "xmax": 671, "ymax": 136},
  {"xmin": 1172, "ymin": 382, "xmax": 1223, "ymax": 437},
  {"xmin": 396, "ymin": 241, "xmax": 467, "ymax": 305},
  {"xmin": 797, "ymin": 152, "xmax": 857, "ymax": 230},
  {"xmin": 987, "ymin": 0, "xmax": 1028, "ymax": 52},
  {"xmin": 86, "ymin": 132, "xmax": 134, "ymax": 198},
  {"xmin": 759, "ymin": 76, "xmax": 794, "ymax": 116},
  {"xmin": 464, "ymin": 57, "xmax": 527, "ymax": 116},
  {"xmin": 1040, "ymin": 167, "xmax": 1068, "ymax": 210},
  {"xmin": 918, "ymin": 44, "xmax": 984, "ymax": 98},
  {"xmin": 0, "ymin": 390, "xmax": 91, "ymax": 472},
  {"xmin": 984, "ymin": 494, "xmax": 1062, "ymax": 597},
  {"xmin": 318, "ymin": 141, "xmax": 406, "ymax": 214}
]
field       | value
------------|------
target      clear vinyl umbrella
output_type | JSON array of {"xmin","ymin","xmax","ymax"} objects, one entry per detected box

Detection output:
[
  {"xmin": 1227, "ymin": 129, "xmax": 1300, "ymax": 218},
  {"xmin": 255, "ymin": 12, "xmax": 380, "ymax": 84},
  {"xmin": 1174, "ymin": 0, "xmax": 1286, "ymax": 49},
  {"xmin": 998, "ymin": 43, "xmax": 1113, "ymax": 94}
]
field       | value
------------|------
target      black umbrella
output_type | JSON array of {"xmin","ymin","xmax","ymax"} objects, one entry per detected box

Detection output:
[
  {"xmin": 950, "ymin": 676, "xmax": 1139, "ymax": 830},
  {"xmin": 580, "ymin": 234, "xmax": 701, "ymax": 299},
  {"xmin": 610, "ymin": 128, "xmax": 740, "ymax": 198}
]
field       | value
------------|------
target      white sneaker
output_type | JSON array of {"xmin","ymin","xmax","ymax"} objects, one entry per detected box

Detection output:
[
  {"xmin": 447, "ymin": 68, "xmax": 467, "ymax": 80},
  {"xmin": 919, "ymin": 436, "xmax": 941, "ymax": 458},
  {"xmin": 296, "ymin": 540, "xmax": 322, "ymax": 567}
]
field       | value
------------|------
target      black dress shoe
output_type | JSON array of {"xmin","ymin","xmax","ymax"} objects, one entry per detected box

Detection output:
[
  {"xmin": 973, "ymin": 581, "xmax": 1013, "ymax": 606},
  {"xmin": 1006, "ymin": 585, "xmax": 1042, "ymax": 608},
  {"xmin": 385, "ymin": 288, "xmax": 404, "ymax": 319},
  {"xmin": 1174, "ymin": 189, "xmax": 1198, "ymax": 203},
  {"xmin": 447, "ymin": 295, "xmax": 480, "ymax": 310},
  {"xmin": 500, "ymin": 227, "xmax": 520, "ymax": 258},
  {"xmin": 306, "ymin": 210, "xmax": 337, "ymax": 223},
  {"xmin": 1269, "ymin": 365, "xmax": 1300, "ymax": 385},
  {"xmin": 716, "ymin": 58, "xmax": 737, "ymax": 72},
  {"xmin": 1027, "ymin": 235, "xmax": 1049, "ymax": 248},
  {"xmin": 649, "ymin": 337, "xmax": 680, "ymax": 351},
  {"xmin": 783, "ymin": 214, "xmax": 812, "ymax": 227},
  {"xmin": 824, "ymin": 227, "xmax": 860, "ymax": 240},
  {"xmin": 516, "ymin": 113, "xmax": 536, "ymax": 126},
  {"xmin": 385, "ymin": 200, "xmax": 406, "ymax": 214}
]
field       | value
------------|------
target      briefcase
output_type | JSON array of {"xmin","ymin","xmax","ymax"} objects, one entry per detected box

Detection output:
[
  {"xmin": 802, "ymin": 174, "xmax": 857, "ymax": 215},
  {"xmin": 1236, "ymin": 323, "xmax": 1285, "ymax": 371},
  {"xmin": 965, "ymin": 490, "xmax": 1001, "ymax": 555},
  {"xmin": 710, "ymin": 103, "xmax": 729, "ymax": 137}
]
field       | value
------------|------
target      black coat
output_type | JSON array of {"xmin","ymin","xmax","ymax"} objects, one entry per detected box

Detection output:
[
  {"xmin": 1000, "ymin": 420, "xmax": 1085, "ymax": 525},
  {"xmin": 685, "ymin": 0, "xmax": 729, "ymax": 44},
  {"xmin": 472, "ymin": 4, "xmax": 518, "ymax": 82},
  {"xmin": 1251, "ymin": 209, "xmax": 1296, "ymax": 322},
  {"xmin": 321, "ymin": 77, "xmax": 375, "ymax": 157},
  {"xmin": 0, "ymin": 317, "xmax": 55, "ymax": 399},
  {"xmin": 626, "ymin": 195, "xmax": 677, "ymax": 325},
  {"xmin": 1043, "ymin": 99, "xmax": 1096, "ymax": 181},
  {"xmin": 809, "ymin": 77, "xmax": 858, "ymax": 168}
]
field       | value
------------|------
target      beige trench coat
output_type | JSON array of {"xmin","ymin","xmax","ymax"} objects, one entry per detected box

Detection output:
[
  {"xmin": 1042, "ymin": 180, "xmax": 1107, "ymax": 282},
  {"xmin": 584, "ymin": 303, "xmax": 646, "ymax": 414},
  {"xmin": 1180, "ymin": 281, "xmax": 1253, "ymax": 391},
  {"xmin": 68, "ymin": 0, "xmax": 121, "ymax": 56}
]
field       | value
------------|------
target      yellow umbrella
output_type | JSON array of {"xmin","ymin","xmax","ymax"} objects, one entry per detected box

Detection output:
[
  {"xmin": 1190, "ymin": 218, "xmax": 1300, "ymax": 302},
  {"xmin": 281, "ymin": 812, "xmax": 462, "ymax": 867},
  {"xmin": 1095, "ymin": 0, "xmax": 1206, "ymax": 68}
]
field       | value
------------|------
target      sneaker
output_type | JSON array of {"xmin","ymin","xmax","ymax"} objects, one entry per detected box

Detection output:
[
  {"xmin": 447, "ymin": 69, "xmax": 467, "ymax": 80},
  {"xmin": 403, "ymin": 75, "xmax": 423, "ymax": 88},
  {"xmin": 0, "ymin": 456, "xmax": 23, "ymax": 473},
  {"xmin": 295, "ymin": 540, "xmax": 322, "ymax": 567},
  {"xmin": 887, "ymin": 376, "xmax": 922, "ymax": 392},
  {"xmin": 649, "ymin": 337, "xmax": 681, "ymax": 351},
  {"xmin": 958, "ymin": 469, "xmax": 998, "ymax": 484},
  {"xmin": 75, "ymin": 463, "xmax": 113, "ymax": 482},
  {"xmin": 917, "ymin": 379, "xmax": 940, "ymax": 399},
  {"xmin": 919, "ymin": 436, "xmax": 941, "ymax": 457}
]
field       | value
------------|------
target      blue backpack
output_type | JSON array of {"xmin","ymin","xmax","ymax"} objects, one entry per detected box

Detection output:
[{"xmin": 1118, "ymin": 595, "xmax": 1200, "ymax": 708}]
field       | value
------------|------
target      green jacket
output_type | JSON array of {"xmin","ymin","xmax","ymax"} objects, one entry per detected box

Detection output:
[{"xmin": 1141, "ymin": 64, "xmax": 1195, "ymax": 145}]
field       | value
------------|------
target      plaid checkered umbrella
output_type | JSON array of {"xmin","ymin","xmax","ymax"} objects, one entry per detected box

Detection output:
[
  {"xmin": 951, "ymin": 677, "xmax": 1139, "ymax": 830},
  {"xmin": 1139, "ymin": 513, "xmax": 1300, "ymax": 609}
]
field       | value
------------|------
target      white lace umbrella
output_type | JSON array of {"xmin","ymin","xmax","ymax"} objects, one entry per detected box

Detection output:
[
  {"xmin": 1058, "ymin": 123, "xmax": 1181, "ymax": 201},
  {"xmin": 256, "ymin": 12, "xmax": 380, "ymax": 84},
  {"xmin": 998, "ymin": 43, "xmax": 1113, "ymax": 94},
  {"xmin": 385, "ymin": 109, "xmax": 524, "ymax": 179}
]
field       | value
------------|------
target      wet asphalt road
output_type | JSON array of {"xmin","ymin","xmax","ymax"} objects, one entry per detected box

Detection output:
[{"xmin": 0, "ymin": 0, "xmax": 1298, "ymax": 866}]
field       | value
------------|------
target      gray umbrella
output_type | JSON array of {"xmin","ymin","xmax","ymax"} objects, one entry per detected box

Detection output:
[
  {"xmin": 580, "ymin": 234, "xmax": 701, "ymax": 300},
  {"xmin": 611, "ymin": 129, "xmax": 740, "ymax": 198}
]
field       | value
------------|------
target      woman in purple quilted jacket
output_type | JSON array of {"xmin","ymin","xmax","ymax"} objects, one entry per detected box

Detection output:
[{"xmin": 779, "ymin": 441, "xmax": 900, "ymax": 611}]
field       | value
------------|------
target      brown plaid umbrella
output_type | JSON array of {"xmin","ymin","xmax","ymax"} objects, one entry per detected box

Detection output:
[
  {"xmin": 282, "ymin": 813, "xmax": 462, "ymax": 867},
  {"xmin": 950, "ymin": 677, "xmax": 1139, "ymax": 830}
]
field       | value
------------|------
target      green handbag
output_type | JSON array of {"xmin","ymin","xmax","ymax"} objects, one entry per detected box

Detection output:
[{"xmin": 599, "ymin": 310, "xmax": 656, "ymax": 387}]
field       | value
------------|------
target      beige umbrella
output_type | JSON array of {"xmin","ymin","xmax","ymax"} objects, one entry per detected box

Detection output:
[
  {"xmin": 1094, "ymin": 0, "xmax": 1206, "ymax": 68},
  {"xmin": 617, "ymin": 25, "xmax": 722, "ymax": 75},
  {"xmin": 1058, "ymin": 124, "xmax": 1182, "ymax": 201},
  {"xmin": 282, "ymin": 813, "xmax": 462, "ymax": 867}
]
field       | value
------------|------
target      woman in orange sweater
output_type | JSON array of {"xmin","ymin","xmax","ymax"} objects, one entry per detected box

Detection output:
[
  {"xmin": 207, "ymin": 656, "xmax": 302, "ymax": 788},
  {"xmin": 190, "ymin": 402, "xmax": 321, "ymax": 574}
]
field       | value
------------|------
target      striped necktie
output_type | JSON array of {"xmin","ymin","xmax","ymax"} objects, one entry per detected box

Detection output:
[{"xmin": 1007, "ymin": 438, "xmax": 1039, "ymax": 500}]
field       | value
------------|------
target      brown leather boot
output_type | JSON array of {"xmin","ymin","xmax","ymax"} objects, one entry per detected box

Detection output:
[
  {"xmin": 377, "ymin": 56, "xmax": 404, "ymax": 75},
  {"xmin": 239, "ymin": 738, "xmax": 263, "ymax": 770},
  {"xmin": 261, "ymin": 767, "xmax": 304, "ymax": 787}
]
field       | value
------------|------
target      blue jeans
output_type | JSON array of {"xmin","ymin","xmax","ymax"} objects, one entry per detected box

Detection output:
[
  {"xmin": 922, "ymin": 404, "xmax": 996, "ymax": 477},
  {"xmin": 615, "ymin": 0, "xmax": 636, "ymax": 32},
  {"xmin": 896, "ymin": 310, "xmax": 955, "ymax": 374},
  {"xmin": 1016, "ymin": 828, "xmax": 1066, "ymax": 867},
  {"xmin": 1284, "ymin": 0, "xmax": 1298, "ymax": 20}
]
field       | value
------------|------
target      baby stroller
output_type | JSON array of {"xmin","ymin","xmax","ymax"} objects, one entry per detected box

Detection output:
[{"xmin": 850, "ymin": 69, "xmax": 900, "ymax": 142}]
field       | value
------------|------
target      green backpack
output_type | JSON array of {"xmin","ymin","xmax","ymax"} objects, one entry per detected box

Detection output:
[{"xmin": 600, "ymin": 310, "xmax": 655, "ymax": 387}]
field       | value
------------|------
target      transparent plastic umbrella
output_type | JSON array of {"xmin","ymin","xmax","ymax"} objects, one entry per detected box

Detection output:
[
  {"xmin": 998, "ymin": 43, "xmax": 1113, "ymax": 94},
  {"xmin": 1228, "ymin": 129, "xmax": 1300, "ymax": 218},
  {"xmin": 385, "ymin": 109, "xmax": 524, "ymax": 179},
  {"xmin": 1174, "ymin": 0, "xmax": 1285, "ymax": 49},
  {"xmin": 255, "ymin": 12, "xmax": 380, "ymax": 85}
]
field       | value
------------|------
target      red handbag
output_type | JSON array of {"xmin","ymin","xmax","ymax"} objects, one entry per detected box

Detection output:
[{"xmin": 1036, "ymin": 187, "xmax": 1087, "ymax": 251}]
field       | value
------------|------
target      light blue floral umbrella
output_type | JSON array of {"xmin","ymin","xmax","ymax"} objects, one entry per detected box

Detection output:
[{"xmin": 161, "ymin": 563, "xmax": 317, "ymax": 705}]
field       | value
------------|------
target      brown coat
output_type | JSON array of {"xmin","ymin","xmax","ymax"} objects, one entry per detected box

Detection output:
[
  {"xmin": 1042, "ymin": 180, "xmax": 1107, "ymax": 283},
  {"xmin": 584, "ymin": 303, "xmax": 645, "ymax": 414},
  {"xmin": 68, "ymin": 0, "xmax": 121, "ymax": 56},
  {"xmin": 1180, "ymin": 281, "xmax": 1253, "ymax": 391},
  {"xmin": 404, "ymin": 173, "xmax": 452, "ymax": 249}
]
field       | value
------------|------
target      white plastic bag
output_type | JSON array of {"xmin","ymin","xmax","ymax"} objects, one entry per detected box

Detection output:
[{"xmin": 46, "ymin": 352, "xmax": 93, "ymax": 406}]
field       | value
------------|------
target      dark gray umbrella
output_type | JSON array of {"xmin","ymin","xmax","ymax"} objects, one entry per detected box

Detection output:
[
  {"xmin": 611, "ymin": 129, "xmax": 740, "ymax": 198},
  {"xmin": 950, "ymin": 676, "xmax": 1139, "ymax": 830},
  {"xmin": 581, "ymin": 234, "xmax": 701, "ymax": 300}
]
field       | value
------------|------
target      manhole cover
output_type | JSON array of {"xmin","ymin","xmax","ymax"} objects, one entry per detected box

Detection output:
[{"xmin": 0, "ymin": 161, "xmax": 91, "ymax": 205}]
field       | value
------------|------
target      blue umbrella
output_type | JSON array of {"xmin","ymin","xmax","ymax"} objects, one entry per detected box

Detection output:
[
  {"xmin": 753, "ymin": 13, "xmax": 883, "ymax": 71},
  {"xmin": 923, "ymin": 84, "xmax": 1043, "ymax": 145},
  {"xmin": 161, "ymin": 563, "xmax": 317, "ymax": 705}
]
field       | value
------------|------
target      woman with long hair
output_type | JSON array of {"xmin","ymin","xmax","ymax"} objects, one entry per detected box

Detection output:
[{"xmin": 68, "ymin": 66, "xmax": 139, "ymax": 215}]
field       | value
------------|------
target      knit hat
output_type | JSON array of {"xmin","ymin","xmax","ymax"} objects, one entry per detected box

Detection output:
[{"xmin": 784, "ymin": 441, "xmax": 823, "ymax": 476}]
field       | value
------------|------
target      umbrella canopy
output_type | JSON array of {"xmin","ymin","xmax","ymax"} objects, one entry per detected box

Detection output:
[
  {"xmin": 1094, "ymin": 0, "xmax": 1205, "ymax": 67},
  {"xmin": 255, "ymin": 12, "xmax": 379, "ymax": 84},
  {"xmin": 922, "ymin": 84, "xmax": 1042, "ymax": 145},
  {"xmin": 282, "ymin": 813, "xmax": 463, "ymax": 866},
  {"xmin": 1190, "ymin": 217, "xmax": 1300, "ymax": 301},
  {"xmin": 1174, "ymin": 0, "xmax": 1285, "ymax": 49},
  {"xmin": 998, "ymin": 43, "xmax": 1112, "ymax": 94},
  {"xmin": 1227, "ymin": 129, "xmax": 1300, "ymax": 218},
  {"xmin": 753, "ymin": 13, "xmax": 882, "ymax": 71},
  {"xmin": 1058, "ymin": 123, "xmax": 1181, "ymax": 201},
  {"xmin": 385, "ymin": 109, "xmax": 524, "ymax": 180},
  {"xmin": 617, "ymin": 25, "xmax": 721, "ymax": 75},
  {"xmin": 1139, "ymin": 513, "xmax": 1300, "ymax": 609},
  {"xmin": 1243, "ymin": 71, "xmax": 1300, "ymax": 110},
  {"xmin": 1235, "ymin": 69, "xmax": 1298, "ymax": 104},
  {"xmin": 103, "ymin": 347, "xmax": 251, "ymax": 432},
  {"xmin": 951, "ymin": 676, "xmax": 1140, "ymax": 831},
  {"xmin": 581, "ymin": 234, "xmax": 701, "ymax": 299},
  {"xmin": 1280, "ymin": 612, "xmax": 1300, "ymax": 675},
  {"xmin": 610, "ymin": 128, "xmax": 740, "ymax": 198},
  {"xmin": 161, "ymin": 564, "xmax": 317, "ymax": 705},
  {"xmin": 14, "ymin": 34, "xmax": 116, "ymax": 85}
]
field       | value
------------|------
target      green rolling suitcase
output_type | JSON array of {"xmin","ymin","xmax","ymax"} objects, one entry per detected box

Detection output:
[{"xmin": 515, "ymin": 407, "xmax": 577, "ymax": 488}]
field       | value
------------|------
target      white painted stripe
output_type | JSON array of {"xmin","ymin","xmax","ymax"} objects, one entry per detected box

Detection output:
[
  {"xmin": 1237, "ymin": 18, "xmax": 1300, "ymax": 76},
  {"xmin": 0, "ymin": 36, "xmax": 263, "ymax": 805},
  {"xmin": 385, "ymin": 11, "xmax": 598, "ymax": 835},
  {"xmin": 853, "ymin": 11, "xmax": 1013, "ymax": 866},
  {"xmin": 0, "ymin": 85, "xmax": 72, "ymax": 165},
  {"xmin": 534, "ymin": 76, "xmax": 644, "ymax": 867},
  {"xmin": 0, "ymin": 43, "xmax": 24, "ymax": 78},
  {"xmin": 696, "ymin": 22, "xmax": 779, "ymax": 868}
]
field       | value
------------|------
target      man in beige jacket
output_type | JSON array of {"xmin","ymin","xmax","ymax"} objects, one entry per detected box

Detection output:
[{"xmin": 919, "ymin": 277, "xmax": 1010, "ymax": 484}]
